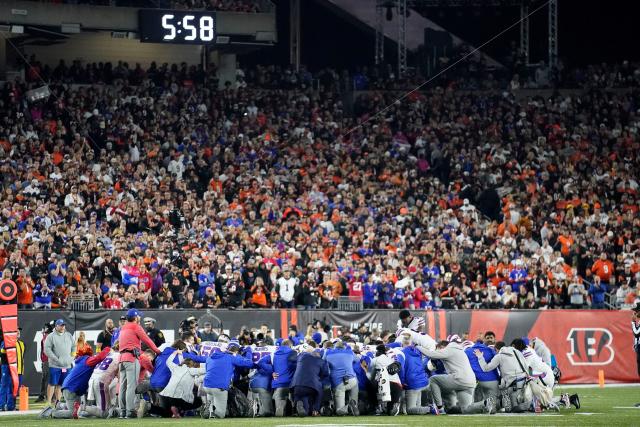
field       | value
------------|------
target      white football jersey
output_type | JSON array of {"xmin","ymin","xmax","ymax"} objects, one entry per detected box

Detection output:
[
  {"xmin": 397, "ymin": 316, "xmax": 425, "ymax": 332},
  {"xmin": 395, "ymin": 328, "xmax": 436, "ymax": 351},
  {"xmin": 248, "ymin": 345, "xmax": 278, "ymax": 363},
  {"xmin": 90, "ymin": 351, "xmax": 121, "ymax": 385},
  {"xmin": 199, "ymin": 341, "xmax": 228, "ymax": 357},
  {"xmin": 531, "ymin": 337, "xmax": 552, "ymax": 366},
  {"xmin": 523, "ymin": 346, "xmax": 554, "ymax": 388}
]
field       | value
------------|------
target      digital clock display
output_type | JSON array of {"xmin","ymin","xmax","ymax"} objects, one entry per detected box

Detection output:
[{"xmin": 139, "ymin": 10, "xmax": 217, "ymax": 44}]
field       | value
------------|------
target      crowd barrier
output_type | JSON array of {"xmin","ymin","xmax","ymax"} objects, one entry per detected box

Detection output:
[{"xmin": 16, "ymin": 309, "xmax": 636, "ymax": 392}]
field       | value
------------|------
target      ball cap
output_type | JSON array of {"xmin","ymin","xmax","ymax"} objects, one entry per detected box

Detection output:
[
  {"xmin": 55, "ymin": 319, "xmax": 66, "ymax": 326},
  {"xmin": 127, "ymin": 308, "xmax": 142, "ymax": 318}
]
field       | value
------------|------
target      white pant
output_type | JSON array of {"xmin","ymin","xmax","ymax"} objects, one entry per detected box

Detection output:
[
  {"xmin": 333, "ymin": 378, "xmax": 358, "ymax": 415},
  {"xmin": 404, "ymin": 386, "xmax": 431, "ymax": 415},
  {"xmin": 203, "ymin": 387, "xmax": 228, "ymax": 419}
]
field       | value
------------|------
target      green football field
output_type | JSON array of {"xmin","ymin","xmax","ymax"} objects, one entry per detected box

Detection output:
[{"xmin": 2, "ymin": 386, "xmax": 639, "ymax": 426}]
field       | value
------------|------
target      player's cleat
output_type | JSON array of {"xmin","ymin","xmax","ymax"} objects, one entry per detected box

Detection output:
[
  {"xmin": 118, "ymin": 410, "xmax": 126, "ymax": 419},
  {"xmin": 374, "ymin": 404, "xmax": 385, "ymax": 416},
  {"xmin": 548, "ymin": 402, "xmax": 561, "ymax": 412},
  {"xmin": 635, "ymin": 403, "xmax": 640, "ymax": 408},
  {"xmin": 532, "ymin": 397, "xmax": 542, "ymax": 413},
  {"xmin": 483, "ymin": 397, "xmax": 497, "ymax": 414},
  {"xmin": 296, "ymin": 401, "xmax": 306, "ymax": 417},
  {"xmin": 78, "ymin": 411, "xmax": 90, "ymax": 418},
  {"xmin": 388, "ymin": 402, "xmax": 401, "ymax": 416},
  {"xmin": 252, "ymin": 399, "xmax": 260, "ymax": 417},
  {"xmin": 72, "ymin": 400, "xmax": 81, "ymax": 419},
  {"xmin": 320, "ymin": 405, "xmax": 333, "ymax": 416},
  {"xmin": 561, "ymin": 393, "xmax": 570, "ymax": 408},
  {"xmin": 137, "ymin": 400, "xmax": 149, "ymax": 418},
  {"xmin": 569, "ymin": 394, "xmax": 580, "ymax": 409},
  {"xmin": 170, "ymin": 406, "xmax": 181, "ymax": 418},
  {"xmin": 38, "ymin": 406, "xmax": 53, "ymax": 418},
  {"xmin": 348, "ymin": 399, "xmax": 359, "ymax": 416},
  {"xmin": 200, "ymin": 407, "xmax": 210, "ymax": 419}
]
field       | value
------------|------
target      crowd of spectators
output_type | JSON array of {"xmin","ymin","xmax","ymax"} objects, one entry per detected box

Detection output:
[
  {"xmin": 2, "ymin": 56, "xmax": 640, "ymax": 313},
  {"xmin": 29, "ymin": 0, "xmax": 264, "ymax": 13}
]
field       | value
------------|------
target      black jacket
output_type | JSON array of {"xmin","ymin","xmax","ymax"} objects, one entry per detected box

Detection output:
[{"xmin": 290, "ymin": 352, "xmax": 329, "ymax": 395}]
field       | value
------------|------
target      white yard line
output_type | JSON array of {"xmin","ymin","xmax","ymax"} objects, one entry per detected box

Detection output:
[{"xmin": 0, "ymin": 409, "xmax": 40, "ymax": 416}]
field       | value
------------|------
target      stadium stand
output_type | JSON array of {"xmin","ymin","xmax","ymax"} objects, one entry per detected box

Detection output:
[{"xmin": 1, "ymin": 56, "xmax": 639, "ymax": 312}]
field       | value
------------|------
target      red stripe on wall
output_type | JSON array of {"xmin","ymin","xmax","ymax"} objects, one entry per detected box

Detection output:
[
  {"xmin": 467, "ymin": 311, "xmax": 510, "ymax": 343},
  {"xmin": 290, "ymin": 309, "xmax": 298, "ymax": 330},
  {"xmin": 279, "ymin": 309, "xmax": 288, "ymax": 338},
  {"xmin": 438, "ymin": 311, "xmax": 447, "ymax": 341},
  {"xmin": 426, "ymin": 311, "xmax": 435, "ymax": 338}
]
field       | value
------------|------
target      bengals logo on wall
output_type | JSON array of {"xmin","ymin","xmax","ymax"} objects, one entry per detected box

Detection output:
[{"xmin": 566, "ymin": 328, "xmax": 615, "ymax": 366}]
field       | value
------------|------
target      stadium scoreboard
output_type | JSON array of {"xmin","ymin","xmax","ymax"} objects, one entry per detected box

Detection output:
[{"xmin": 139, "ymin": 10, "xmax": 216, "ymax": 44}]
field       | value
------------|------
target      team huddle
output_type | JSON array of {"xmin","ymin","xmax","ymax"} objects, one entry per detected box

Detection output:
[{"xmin": 37, "ymin": 309, "xmax": 580, "ymax": 419}]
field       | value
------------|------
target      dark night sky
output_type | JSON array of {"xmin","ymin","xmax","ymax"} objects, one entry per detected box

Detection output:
[{"xmin": 242, "ymin": 0, "xmax": 640, "ymax": 70}]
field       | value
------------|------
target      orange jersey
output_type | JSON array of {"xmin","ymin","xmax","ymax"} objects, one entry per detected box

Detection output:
[{"xmin": 591, "ymin": 259, "xmax": 614, "ymax": 282}]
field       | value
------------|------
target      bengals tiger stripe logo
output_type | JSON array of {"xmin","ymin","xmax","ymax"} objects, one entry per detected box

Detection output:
[{"xmin": 566, "ymin": 328, "xmax": 614, "ymax": 366}]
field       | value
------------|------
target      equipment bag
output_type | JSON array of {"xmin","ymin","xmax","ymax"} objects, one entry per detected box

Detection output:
[{"xmin": 227, "ymin": 386, "xmax": 252, "ymax": 417}]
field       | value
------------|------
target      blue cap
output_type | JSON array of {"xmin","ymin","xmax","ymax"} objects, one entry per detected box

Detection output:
[
  {"xmin": 55, "ymin": 319, "xmax": 65, "ymax": 326},
  {"xmin": 127, "ymin": 308, "xmax": 142, "ymax": 318},
  {"xmin": 275, "ymin": 338, "xmax": 284, "ymax": 346},
  {"xmin": 312, "ymin": 332, "xmax": 322, "ymax": 344},
  {"xmin": 521, "ymin": 337, "xmax": 530, "ymax": 346}
]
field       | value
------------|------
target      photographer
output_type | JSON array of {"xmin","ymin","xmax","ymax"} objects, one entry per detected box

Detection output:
[{"xmin": 36, "ymin": 321, "xmax": 54, "ymax": 402}]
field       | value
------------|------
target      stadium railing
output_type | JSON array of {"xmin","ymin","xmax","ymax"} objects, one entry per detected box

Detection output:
[
  {"xmin": 67, "ymin": 294, "xmax": 95, "ymax": 312},
  {"xmin": 337, "ymin": 296, "xmax": 363, "ymax": 312}
]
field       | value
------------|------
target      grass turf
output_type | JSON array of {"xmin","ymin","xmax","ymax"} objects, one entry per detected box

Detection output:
[{"xmin": 3, "ymin": 386, "xmax": 639, "ymax": 426}]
